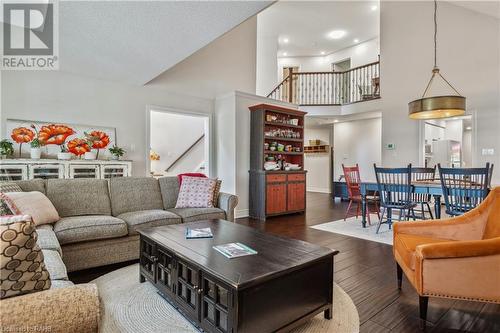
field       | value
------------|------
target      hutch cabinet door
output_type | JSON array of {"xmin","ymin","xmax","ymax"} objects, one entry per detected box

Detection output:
[
  {"xmin": 287, "ymin": 182, "xmax": 306, "ymax": 211},
  {"xmin": 175, "ymin": 259, "xmax": 201, "ymax": 320},
  {"xmin": 69, "ymin": 164, "xmax": 100, "ymax": 179},
  {"xmin": 0, "ymin": 164, "xmax": 28, "ymax": 181},
  {"xmin": 266, "ymin": 183, "xmax": 287, "ymax": 214},
  {"xmin": 139, "ymin": 236, "xmax": 157, "ymax": 283},
  {"xmin": 28, "ymin": 164, "xmax": 64, "ymax": 179},
  {"xmin": 101, "ymin": 164, "xmax": 129, "ymax": 179},
  {"xmin": 200, "ymin": 272, "xmax": 233, "ymax": 333}
]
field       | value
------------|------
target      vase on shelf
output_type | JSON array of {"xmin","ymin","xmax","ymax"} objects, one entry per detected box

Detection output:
[
  {"xmin": 30, "ymin": 148, "xmax": 41, "ymax": 159},
  {"xmin": 84, "ymin": 151, "xmax": 97, "ymax": 160},
  {"xmin": 111, "ymin": 155, "xmax": 119, "ymax": 160}
]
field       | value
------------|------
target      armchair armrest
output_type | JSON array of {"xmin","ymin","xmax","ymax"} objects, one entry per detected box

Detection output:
[
  {"xmin": 217, "ymin": 192, "xmax": 238, "ymax": 222},
  {"xmin": 0, "ymin": 283, "xmax": 99, "ymax": 333},
  {"xmin": 417, "ymin": 237, "xmax": 500, "ymax": 259}
]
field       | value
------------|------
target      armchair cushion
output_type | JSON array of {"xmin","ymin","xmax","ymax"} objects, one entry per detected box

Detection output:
[
  {"xmin": 417, "ymin": 237, "xmax": 500, "ymax": 259},
  {"xmin": 394, "ymin": 233, "xmax": 451, "ymax": 270}
]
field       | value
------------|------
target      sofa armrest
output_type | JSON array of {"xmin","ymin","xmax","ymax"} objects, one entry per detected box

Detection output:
[
  {"xmin": 416, "ymin": 237, "xmax": 500, "ymax": 259},
  {"xmin": 0, "ymin": 283, "xmax": 99, "ymax": 333},
  {"xmin": 217, "ymin": 192, "xmax": 238, "ymax": 222}
]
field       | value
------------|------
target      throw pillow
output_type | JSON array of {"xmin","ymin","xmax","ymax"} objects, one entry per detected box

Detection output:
[
  {"xmin": 178, "ymin": 173, "xmax": 207, "ymax": 186},
  {"xmin": 4, "ymin": 192, "xmax": 60, "ymax": 226},
  {"xmin": 0, "ymin": 182, "xmax": 22, "ymax": 193},
  {"xmin": 212, "ymin": 179, "xmax": 222, "ymax": 207},
  {"xmin": 0, "ymin": 215, "xmax": 51, "ymax": 299},
  {"xmin": 175, "ymin": 176, "xmax": 217, "ymax": 208},
  {"xmin": 0, "ymin": 193, "xmax": 21, "ymax": 216}
]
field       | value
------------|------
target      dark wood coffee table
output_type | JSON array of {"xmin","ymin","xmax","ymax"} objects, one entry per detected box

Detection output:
[{"xmin": 138, "ymin": 219, "xmax": 338, "ymax": 333}]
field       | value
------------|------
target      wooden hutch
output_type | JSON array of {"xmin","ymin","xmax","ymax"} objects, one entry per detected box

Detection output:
[{"xmin": 249, "ymin": 104, "xmax": 307, "ymax": 220}]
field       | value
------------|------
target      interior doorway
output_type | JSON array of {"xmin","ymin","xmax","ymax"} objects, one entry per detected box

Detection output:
[
  {"xmin": 332, "ymin": 59, "xmax": 351, "ymax": 103},
  {"xmin": 148, "ymin": 107, "xmax": 211, "ymax": 177}
]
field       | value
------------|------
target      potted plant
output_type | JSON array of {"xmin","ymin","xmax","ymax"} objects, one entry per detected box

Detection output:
[
  {"xmin": 83, "ymin": 132, "xmax": 98, "ymax": 160},
  {"xmin": 58, "ymin": 145, "xmax": 73, "ymax": 160},
  {"xmin": 0, "ymin": 139, "xmax": 14, "ymax": 159},
  {"xmin": 29, "ymin": 124, "xmax": 44, "ymax": 159},
  {"xmin": 109, "ymin": 145, "xmax": 125, "ymax": 160}
]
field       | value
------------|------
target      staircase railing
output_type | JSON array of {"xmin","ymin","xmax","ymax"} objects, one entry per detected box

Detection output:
[
  {"xmin": 165, "ymin": 134, "xmax": 205, "ymax": 172},
  {"xmin": 267, "ymin": 61, "xmax": 380, "ymax": 106}
]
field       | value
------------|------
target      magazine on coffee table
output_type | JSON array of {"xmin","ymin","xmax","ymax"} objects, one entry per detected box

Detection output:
[
  {"xmin": 186, "ymin": 227, "xmax": 213, "ymax": 239},
  {"xmin": 213, "ymin": 242, "xmax": 257, "ymax": 259}
]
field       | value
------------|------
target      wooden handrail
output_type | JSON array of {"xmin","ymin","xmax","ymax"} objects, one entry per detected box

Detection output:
[
  {"xmin": 267, "ymin": 75, "xmax": 290, "ymax": 98},
  {"xmin": 165, "ymin": 134, "xmax": 205, "ymax": 172}
]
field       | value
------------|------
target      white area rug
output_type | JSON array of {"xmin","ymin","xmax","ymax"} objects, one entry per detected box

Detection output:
[
  {"xmin": 311, "ymin": 215, "xmax": 394, "ymax": 245},
  {"xmin": 93, "ymin": 264, "xmax": 360, "ymax": 333}
]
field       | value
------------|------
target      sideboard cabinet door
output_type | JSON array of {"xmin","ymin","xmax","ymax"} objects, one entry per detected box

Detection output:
[
  {"xmin": 0, "ymin": 164, "xmax": 28, "ymax": 181},
  {"xmin": 28, "ymin": 164, "xmax": 64, "ymax": 179},
  {"xmin": 101, "ymin": 164, "xmax": 129, "ymax": 179}
]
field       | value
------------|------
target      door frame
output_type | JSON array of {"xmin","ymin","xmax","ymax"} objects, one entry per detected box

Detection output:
[
  {"xmin": 146, "ymin": 105, "xmax": 215, "ymax": 177},
  {"xmin": 417, "ymin": 110, "xmax": 477, "ymax": 167}
]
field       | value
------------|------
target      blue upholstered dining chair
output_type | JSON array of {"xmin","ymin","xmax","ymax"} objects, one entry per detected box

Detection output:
[
  {"xmin": 438, "ymin": 163, "xmax": 491, "ymax": 216},
  {"xmin": 410, "ymin": 166, "xmax": 436, "ymax": 219},
  {"xmin": 373, "ymin": 164, "xmax": 416, "ymax": 233}
]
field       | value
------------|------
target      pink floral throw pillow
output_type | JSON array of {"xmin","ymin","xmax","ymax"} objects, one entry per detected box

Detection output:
[{"xmin": 175, "ymin": 176, "xmax": 217, "ymax": 208}]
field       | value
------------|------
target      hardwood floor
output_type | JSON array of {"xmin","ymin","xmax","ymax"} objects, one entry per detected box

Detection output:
[
  {"xmin": 235, "ymin": 192, "xmax": 500, "ymax": 333},
  {"xmin": 70, "ymin": 192, "xmax": 500, "ymax": 332}
]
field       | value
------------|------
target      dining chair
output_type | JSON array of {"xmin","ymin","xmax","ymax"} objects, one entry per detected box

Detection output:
[
  {"xmin": 342, "ymin": 164, "xmax": 380, "ymax": 225},
  {"xmin": 438, "ymin": 163, "xmax": 491, "ymax": 216},
  {"xmin": 374, "ymin": 164, "xmax": 416, "ymax": 233},
  {"xmin": 411, "ymin": 166, "xmax": 436, "ymax": 219}
]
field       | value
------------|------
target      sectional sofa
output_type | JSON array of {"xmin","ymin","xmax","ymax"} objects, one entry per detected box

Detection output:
[{"xmin": 0, "ymin": 176, "xmax": 238, "ymax": 332}]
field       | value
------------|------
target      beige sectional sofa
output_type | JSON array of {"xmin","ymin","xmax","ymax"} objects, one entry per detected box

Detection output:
[{"xmin": 0, "ymin": 176, "xmax": 238, "ymax": 332}]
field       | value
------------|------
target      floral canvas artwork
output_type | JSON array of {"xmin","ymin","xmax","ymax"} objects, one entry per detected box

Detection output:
[{"xmin": 5, "ymin": 119, "xmax": 117, "ymax": 159}]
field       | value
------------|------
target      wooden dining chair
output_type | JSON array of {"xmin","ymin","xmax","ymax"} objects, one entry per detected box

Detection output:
[
  {"xmin": 374, "ymin": 164, "xmax": 417, "ymax": 233},
  {"xmin": 342, "ymin": 164, "xmax": 380, "ymax": 225},
  {"xmin": 411, "ymin": 166, "xmax": 436, "ymax": 219},
  {"xmin": 438, "ymin": 163, "xmax": 491, "ymax": 216}
]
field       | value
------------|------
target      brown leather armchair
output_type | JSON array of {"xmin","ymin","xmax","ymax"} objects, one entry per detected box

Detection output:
[{"xmin": 393, "ymin": 187, "xmax": 500, "ymax": 328}]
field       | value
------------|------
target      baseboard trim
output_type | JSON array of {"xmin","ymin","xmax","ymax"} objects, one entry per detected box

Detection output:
[
  {"xmin": 307, "ymin": 187, "xmax": 331, "ymax": 194},
  {"xmin": 235, "ymin": 209, "xmax": 249, "ymax": 219}
]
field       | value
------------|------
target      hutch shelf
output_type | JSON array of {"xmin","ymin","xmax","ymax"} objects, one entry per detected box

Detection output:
[
  {"xmin": 248, "ymin": 103, "xmax": 307, "ymax": 220},
  {"xmin": 0, "ymin": 158, "xmax": 132, "ymax": 181}
]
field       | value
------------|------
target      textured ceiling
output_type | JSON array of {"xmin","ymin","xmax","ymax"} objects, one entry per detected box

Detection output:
[{"xmin": 58, "ymin": 1, "xmax": 272, "ymax": 85}]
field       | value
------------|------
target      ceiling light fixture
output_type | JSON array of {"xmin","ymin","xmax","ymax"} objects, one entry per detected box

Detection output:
[
  {"xmin": 320, "ymin": 51, "xmax": 325, "ymax": 55},
  {"xmin": 354, "ymin": 38, "xmax": 359, "ymax": 43},
  {"xmin": 283, "ymin": 38, "xmax": 289, "ymax": 44},
  {"xmin": 371, "ymin": 5, "xmax": 378, "ymax": 11},
  {"xmin": 328, "ymin": 30, "xmax": 346, "ymax": 39},
  {"xmin": 408, "ymin": 0, "xmax": 465, "ymax": 120},
  {"xmin": 466, "ymin": 126, "xmax": 472, "ymax": 130},
  {"xmin": 282, "ymin": 52, "xmax": 287, "ymax": 56}
]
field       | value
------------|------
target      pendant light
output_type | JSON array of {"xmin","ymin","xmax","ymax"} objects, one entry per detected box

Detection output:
[{"xmin": 408, "ymin": 0, "xmax": 466, "ymax": 120}]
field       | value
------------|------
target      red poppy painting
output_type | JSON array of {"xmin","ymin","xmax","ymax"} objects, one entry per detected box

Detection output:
[
  {"xmin": 11, "ymin": 127, "xmax": 35, "ymax": 143},
  {"xmin": 38, "ymin": 124, "xmax": 75, "ymax": 145},
  {"xmin": 89, "ymin": 131, "xmax": 110, "ymax": 149},
  {"xmin": 67, "ymin": 138, "xmax": 90, "ymax": 156}
]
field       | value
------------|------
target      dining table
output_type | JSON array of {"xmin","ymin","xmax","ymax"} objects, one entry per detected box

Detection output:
[{"xmin": 359, "ymin": 180, "xmax": 445, "ymax": 228}]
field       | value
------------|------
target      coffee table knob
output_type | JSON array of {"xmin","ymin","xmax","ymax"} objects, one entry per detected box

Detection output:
[{"xmin": 197, "ymin": 288, "xmax": 203, "ymax": 295}]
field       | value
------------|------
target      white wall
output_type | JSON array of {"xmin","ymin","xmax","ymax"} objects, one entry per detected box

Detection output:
[
  {"xmin": 147, "ymin": 17, "xmax": 258, "ymax": 99},
  {"xmin": 444, "ymin": 119, "xmax": 463, "ymax": 143},
  {"xmin": 304, "ymin": 126, "xmax": 332, "ymax": 193},
  {"xmin": 276, "ymin": 38, "xmax": 380, "ymax": 81},
  {"xmin": 150, "ymin": 111, "xmax": 206, "ymax": 176},
  {"xmin": 333, "ymin": 117, "xmax": 382, "ymax": 182},
  {"xmin": 256, "ymin": 18, "xmax": 278, "ymax": 96},
  {"xmin": 380, "ymin": 1, "xmax": 500, "ymax": 184},
  {"xmin": 1, "ymin": 71, "xmax": 213, "ymax": 177}
]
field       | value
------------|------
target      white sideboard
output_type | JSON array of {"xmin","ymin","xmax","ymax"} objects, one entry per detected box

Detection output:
[{"xmin": 0, "ymin": 159, "xmax": 132, "ymax": 181}]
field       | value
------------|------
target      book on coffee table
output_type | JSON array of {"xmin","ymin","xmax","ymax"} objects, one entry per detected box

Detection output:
[
  {"xmin": 213, "ymin": 242, "xmax": 257, "ymax": 259},
  {"xmin": 186, "ymin": 227, "xmax": 213, "ymax": 239}
]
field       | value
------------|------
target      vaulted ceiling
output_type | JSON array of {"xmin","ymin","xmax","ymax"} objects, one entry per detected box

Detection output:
[{"xmin": 58, "ymin": 1, "xmax": 272, "ymax": 85}]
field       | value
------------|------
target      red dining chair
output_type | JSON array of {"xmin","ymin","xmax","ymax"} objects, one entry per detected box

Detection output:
[{"xmin": 342, "ymin": 164, "xmax": 380, "ymax": 224}]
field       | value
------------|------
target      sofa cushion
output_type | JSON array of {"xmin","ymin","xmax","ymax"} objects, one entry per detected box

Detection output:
[
  {"xmin": 175, "ymin": 177, "xmax": 217, "ymax": 208},
  {"xmin": 117, "ymin": 210, "xmax": 181, "ymax": 235},
  {"xmin": 46, "ymin": 179, "xmax": 112, "ymax": 217},
  {"xmin": 15, "ymin": 179, "xmax": 46, "ymax": 194},
  {"xmin": 50, "ymin": 280, "xmax": 74, "ymax": 289},
  {"xmin": 41, "ymin": 249, "xmax": 68, "ymax": 281},
  {"xmin": 110, "ymin": 177, "xmax": 164, "ymax": 216},
  {"xmin": 0, "ymin": 215, "xmax": 51, "ymax": 299},
  {"xmin": 0, "ymin": 182, "xmax": 22, "ymax": 193},
  {"xmin": 158, "ymin": 177, "xmax": 180, "ymax": 209},
  {"xmin": 394, "ymin": 234, "xmax": 452, "ymax": 270},
  {"xmin": 36, "ymin": 227, "xmax": 62, "ymax": 256},
  {"xmin": 5, "ymin": 192, "xmax": 60, "ymax": 226},
  {"xmin": 54, "ymin": 216, "xmax": 128, "ymax": 245},
  {"xmin": 167, "ymin": 207, "xmax": 226, "ymax": 223}
]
